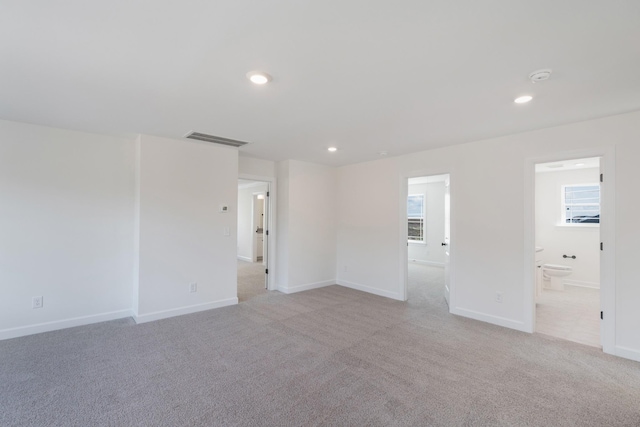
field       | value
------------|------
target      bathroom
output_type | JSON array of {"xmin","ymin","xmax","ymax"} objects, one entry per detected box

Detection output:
[{"xmin": 535, "ymin": 157, "xmax": 601, "ymax": 347}]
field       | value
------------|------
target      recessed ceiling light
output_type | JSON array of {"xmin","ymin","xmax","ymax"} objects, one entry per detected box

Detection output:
[
  {"xmin": 328, "ymin": 147, "xmax": 337, "ymax": 152},
  {"xmin": 574, "ymin": 163, "xmax": 586, "ymax": 166},
  {"xmin": 514, "ymin": 95, "xmax": 533, "ymax": 104},
  {"xmin": 247, "ymin": 71, "xmax": 272, "ymax": 85}
]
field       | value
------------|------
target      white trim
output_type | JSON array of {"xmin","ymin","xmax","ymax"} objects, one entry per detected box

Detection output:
[
  {"xmin": 277, "ymin": 280, "xmax": 335, "ymax": 294},
  {"xmin": 564, "ymin": 280, "xmax": 600, "ymax": 289},
  {"xmin": 409, "ymin": 259, "xmax": 444, "ymax": 267},
  {"xmin": 555, "ymin": 224, "xmax": 600, "ymax": 229},
  {"xmin": 237, "ymin": 255, "xmax": 252, "ymax": 262},
  {"xmin": 133, "ymin": 298, "xmax": 238, "ymax": 324},
  {"xmin": 0, "ymin": 309, "xmax": 134, "ymax": 341},
  {"xmin": 238, "ymin": 173, "xmax": 276, "ymax": 291},
  {"xmin": 614, "ymin": 346, "xmax": 640, "ymax": 363},
  {"xmin": 337, "ymin": 279, "xmax": 403, "ymax": 301},
  {"xmin": 450, "ymin": 307, "xmax": 527, "ymax": 332},
  {"xmin": 524, "ymin": 147, "xmax": 616, "ymax": 355}
]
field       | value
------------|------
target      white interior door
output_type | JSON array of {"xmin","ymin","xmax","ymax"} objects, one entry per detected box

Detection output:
[
  {"xmin": 263, "ymin": 189, "xmax": 269, "ymax": 289},
  {"xmin": 443, "ymin": 175, "xmax": 451, "ymax": 307},
  {"xmin": 599, "ymin": 163, "xmax": 604, "ymax": 346}
]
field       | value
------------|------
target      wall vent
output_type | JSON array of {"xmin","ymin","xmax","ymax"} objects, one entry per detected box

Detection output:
[{"xmin": 184, "ymin": 131, "xmax": 250, "ymax": 147}]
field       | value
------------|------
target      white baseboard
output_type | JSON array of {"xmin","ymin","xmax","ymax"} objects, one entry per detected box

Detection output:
[
  {"xmin": 450, "ymin": 307, "xmax": 527, "ymax": 332},
  {"xmin": 133, "ymin": 298, "xmax": 238, "ymax": 324},
  {"xmin": 277, "ymin": 280, "xmax": 335, "ymax": 294},
  {"xmin": 0, "ymin": 309, "xmax": 134, "ymax": 341},
  {"xmin": 336, "ymin": 279, "xmax": 403, "ymax": 301},
  {"xmin": 409, "ymin": 259, "xmax": 444, "ymax": 267},
  {"xmin": 615, "ymin": 345, "xmax": 640, "ymax": 363},
  {"xmin": 237, "ymin": 255, "xmax": 252, "ymax": 262},
  {"xmin": 564, "ymin": 279, "xmax": 600, "ymax": 289}
]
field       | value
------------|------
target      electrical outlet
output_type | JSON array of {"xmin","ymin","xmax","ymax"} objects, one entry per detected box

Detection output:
[
  {"xmin": 495, "ymin": 292, "xmax": 503, "ymax": 303},
  {"xmin": 189, "ymin": 282, "xmax": 197, "ymax": 293},
  {"xmin": 32, "ymin": 296, "xmax": 43, "ymax": 309}
]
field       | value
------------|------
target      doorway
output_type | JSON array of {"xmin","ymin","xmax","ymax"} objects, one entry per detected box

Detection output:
[
  {"xmin": 237, "ymin": 178, "xmax": 271, "ymax": 302},
  {"xmin": 533, "ymin": 156, "xmax": 606, "ymax": 348},
  {"xmin": 403, "ymin": 174, "xmax": 451, "ymax": 307}
]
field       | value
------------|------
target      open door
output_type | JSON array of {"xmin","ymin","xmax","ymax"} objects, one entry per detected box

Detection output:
[
  {"xmin": 443, "ymin": 175, "xmax": 451, "ymax": 307},
  {"xmin": 263, "ymin": 188, "xmax": 270, "ymax": 289}
]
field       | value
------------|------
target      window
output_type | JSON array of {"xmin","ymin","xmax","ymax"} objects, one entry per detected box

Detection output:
[
  {"xmin": 408, "ymin": 194, "xmax": 425, "ymax": 241},
  {"xmin": 562, "ymin": 184, "xmax": 600, "ymax": 224}
]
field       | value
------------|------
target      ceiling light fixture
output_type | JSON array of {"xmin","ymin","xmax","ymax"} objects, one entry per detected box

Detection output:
[
  {"xmin": 328, "ymin": 147, "xmax": 337, "ymax": 152},
  {"xmin": 247, "ymin": 71, "xmax": 272, "ymax": 85},
  {"xmin": 514, "ymin": 95, "xmax": 533, "ymax": 104},
  {"xmin": 574, "ymin": 163, "xmax": 585, "ymax": 166}
]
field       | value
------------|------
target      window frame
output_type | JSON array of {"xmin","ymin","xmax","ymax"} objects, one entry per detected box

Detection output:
[
  {"xmin": 407, "ymin": 193, "xmax": 425, "ymax": 243},
  {"xmin": 561, "ymin": 183, "xmax": 600, "ymax": 226}
]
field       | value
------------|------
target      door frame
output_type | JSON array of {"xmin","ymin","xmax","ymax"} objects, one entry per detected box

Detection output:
[
  {"xmin": 239, "ymin": 173, "xmax": 277, "ymax": 291},
  {"xmin": 400, "ymin": 170, "xmax": 455, "ymax": 309},
  {"xmin": 524, "ymin": 146, "xmax": 615, "ymax": 355}
]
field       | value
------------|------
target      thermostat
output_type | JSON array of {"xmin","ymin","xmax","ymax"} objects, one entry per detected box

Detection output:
[{"xmin": 220, "ymin": 205, "xmax": 229, "ymax": 213}]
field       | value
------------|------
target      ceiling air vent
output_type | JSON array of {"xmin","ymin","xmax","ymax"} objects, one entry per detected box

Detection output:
[{"xmin": 184, "ymin": 131, "xmax": 250, "ymax": 148}]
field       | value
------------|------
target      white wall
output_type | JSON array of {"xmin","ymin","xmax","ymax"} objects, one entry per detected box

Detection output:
[
  {"xmin": 134, "ymin": 135, "xmax": 238, "ymax": 322},
  {"xmin": 239, "ymin": 156, "xmax": 275, "ymax": 178},
  {"xmin": 336, "ymin": 110, "xmax": 640, "ymax": 361},
  {"xmin": 237, "ymin": 183, "xmax": 268, "ymax": 262},
  {"xmin": 408, "ymin": 182, "xmax": 445, "ymax": 266},
  {"xmin": 276, "ymin": 161, "xmax": 290, "ymax": 289},
  {"xmin": 276, "ymin": 160, "xmax": 337, "ymax": 293},
  {"xmin": 336, "ymin": 158, "xmax": 401, "ymax": 299},
  {"xmin": 0, "ymin": 120, "xmax": 135, "ymax": 339},
  {"xmin": 536, "ymin": 168, "xmax": 600, "ymax": 287}
]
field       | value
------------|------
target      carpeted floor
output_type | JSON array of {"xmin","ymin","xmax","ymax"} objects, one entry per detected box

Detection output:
[
  {"xmin": 237, "ymin": 260, "xmax": 267, "ymax": 302},
  {"xmin": 1, "ymin": 264, "xmax": 639, "ymax": 426}
]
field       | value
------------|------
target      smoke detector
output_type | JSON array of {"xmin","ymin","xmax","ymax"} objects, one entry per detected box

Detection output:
[{"xmin": 529, "ymin": 69, "xmax": 552, "ymax": 83}]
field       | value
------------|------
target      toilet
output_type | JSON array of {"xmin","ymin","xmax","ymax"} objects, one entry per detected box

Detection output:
[{"xmin": 542, "ymin": 264, "xmax": 572, "ymax": 291}]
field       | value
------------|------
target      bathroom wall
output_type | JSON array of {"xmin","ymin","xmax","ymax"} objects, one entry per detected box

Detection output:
[
  {"xmin": 408, "ymin": 182, "xmax": 446, "ymax": 266},
  {"xmin": 535, "ymin": 167, "xmax": 600, "ymax": 287}
]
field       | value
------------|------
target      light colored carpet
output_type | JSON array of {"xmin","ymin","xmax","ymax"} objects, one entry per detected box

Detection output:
[
  {"xmin": 237, "ymin": 260, "xmax": 267, "ymax": 302},
  {"xmin": 407, "ymin": 262, "xmax": 446, "ymax": 308},
  {"xmin": 1, "ymin": 264, "xmax": 639, "ymax": 426}
]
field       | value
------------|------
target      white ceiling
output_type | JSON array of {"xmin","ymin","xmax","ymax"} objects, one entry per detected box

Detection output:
[
  {"xmin": 238, "ymin": 179, "xmax": 268, "ymax": 189},
  {"xmin": 1, "ymin": 1, "xmax": 639, "ymax": 167},
  {"xmin": 409, "ymin": 175, "xmax": 448, "ymax": 185},
  {"xmin": 535, "ymin": 157, "xmax": 600, "ymax": 173}
]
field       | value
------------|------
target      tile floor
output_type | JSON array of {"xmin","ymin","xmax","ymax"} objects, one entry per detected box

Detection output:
[{"xmin": 536, "ymin": 285, "xmax": 601, "ymax": 348}]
